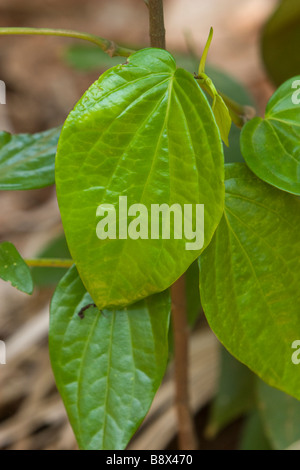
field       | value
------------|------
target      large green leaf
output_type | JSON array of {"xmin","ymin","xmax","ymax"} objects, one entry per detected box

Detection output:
[
  {"xmin": 199, "ymin": 163, "xmax": 300, "ymax": 400},
  {"xmin": 241, "ymin": 76, "xmax": 300, "ymax": 195},
  {"xmin": 49, "ymin": 265, "xmax": 170, "ymax": 450},
  {"xmin": 262, "ymin": 0, "xmax": 300, "ymax": 86},
  {"xmin": 0, "ymin": 241, "xmax": 33, "ymax": 294},
  {"xmin": 0, "ymin": 127, "xmax": 60, "ymax": 190},
  {"xmin": 66, "ymin": 46, "xmax": 255, "ymax": 163},
  {"xmin": 56, "ymin": 48, "xmax": 224, "ymax": 310},
  {"xmin": 258, "ymin": 380, "xmax": 300, "ymax": 450}
]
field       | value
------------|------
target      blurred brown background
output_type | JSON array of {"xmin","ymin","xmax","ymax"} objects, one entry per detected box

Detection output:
[{"xmin": 0, "ymin": 0, "xmax": 278, "ymax": 450}]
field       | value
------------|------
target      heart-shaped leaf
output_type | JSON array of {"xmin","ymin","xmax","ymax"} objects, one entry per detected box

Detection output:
[
  {"xmin": 199, "ymin": 163, "xmax": 300, "ymax": 401},
  {"xmin": 56, "ymin": 48, "xmax": 224, "ymax": 309},
  {"xmin": 0, "ymin": 127, "xmax": 60, "ymax": 190},
  {"xmin": 0, "ymin": 241, "xmax": 33, "ymax": 294},
  {"xmin": 49, "ymin": 265, "xmax": 170, "ymax": 450},
  {"xmin": 241, "ymin": 76, "xmax": 300, "ymax": 195}
]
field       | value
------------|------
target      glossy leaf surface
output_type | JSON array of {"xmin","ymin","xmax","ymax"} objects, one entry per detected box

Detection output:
[
  {"xmin": 49, "ymin": 265, "xmax": 170, "ymax": 450},
  {"xmin": 0, "ymin": 241, "xmax": 33, "ymax": 294},
  {"xmin": 199, "ymin": 163, "xmax": 300, "ymax": 400},
  {"xmin": 56, "ymin": 48, "xmax": 224, "ymax": 309},
  {"xmin": 0, "ymin": 127, "xmax": 60, "ymax": 190},
  {"xmin": 241, "ymin": 76, "xmax": 300, "ymax": 195}
]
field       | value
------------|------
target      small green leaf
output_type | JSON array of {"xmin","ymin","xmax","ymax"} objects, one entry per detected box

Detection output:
[
  {"xmin": 0, "ymin": 241, "xmax": 33, "ymax": 294},
  {"xmin": 56, "ymin": 48, "xmax": 224, "ymax": 309},
  {"xmin": 206, "ymin": 347, "xmax": 255, "ymax": 438},
  {"xmin": 199, "ymin": 163, "xmax": 300, "ymax": 401},
  {"xmin": 262, "ymin": 0, "xmax": 300, "ymax": 86},
  {"xmin": 258, "ymin": 380, "xmax": 300, "ymax": 450},
  {"xmin": 241, "ymin": 76, "xmax": 300, "ymax": 195},
  {"xmin": 0, "ymin": 127, "xmax": 61, "ymax": 190},
  {"xmin": 174, "ymin": 51, "xmax": 255, "ymax": 162},
  {"xmin": 49, "ymin": 265, "xmax": 170, "ymax": 450},
  {"xmin": 204, "ymin": 65, "xmax": 255, "ymax": 163},
  {"xmin": 212, "ymin": 93, "xmax": 231, "ymax": 147},
  {"xmin": 196, "ymin": 73, "xmax": 232, "ymax": 146}
]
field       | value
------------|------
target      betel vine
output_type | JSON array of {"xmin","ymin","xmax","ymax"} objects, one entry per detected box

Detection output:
[{"xmin": 0, "ymin": 0, "xmax": 299, "ymax": 450}]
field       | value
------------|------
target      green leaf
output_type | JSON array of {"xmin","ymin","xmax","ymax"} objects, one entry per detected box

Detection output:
[
  {"xmin": 206, "ymin": 346, "xmax": 255, "ymax": 438},
  {"xmin": 49, "ymin": 265, "xmax": 170, "ymax": 450},
  {"xmin": 179, "ymin": 56, "xmax": 254, "ymax": 162},
  {"xmin": 0, "ymin": 127, "xmax": 61, "ymax": 190},
  {"xmin": 212, "ymin": 93, "xmax": 231, "ymax": 147},
  {"xmin": 68, "ymin": 46, "xmax": 254, "ymax": 163},
  {"xmin": 31, "ymin": 235, "xmax": 70, "ymax": 286},
  {"xmin": 206, "ymin": 66, "xmax": 255, "ymax": 163},
  {"xmin": 262, "ymin": 0, "xmax": 300, "ymax": 86},
  {"xmin": 199, "ymin": 163, "xmax": 300, "ymax": 401},
  {"xmin": 196, "ymin": 73, "xmax": 232, "ymax": 147},
  {"xmin": 56, "ymin": 48, "xmax": 224, "ymax": 310},
  {"xmin": 258, "ymin": 380, "xmax": 300, "ymax": 450},
  {"xmin": 239, "ymin": 410, "xmax": 272, "ymax": 450},
  {"xmin": 241, "ymin": 76, "xmax": 300, "ymax": 195},
  {"xmin": 0, "ymin": 241, "xmax": 33, "ymax": 294}
]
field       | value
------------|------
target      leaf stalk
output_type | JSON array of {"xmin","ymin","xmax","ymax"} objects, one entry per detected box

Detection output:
[{"xmin": 0, "ymin": 27, "xmax": 134, "ymax": 57}]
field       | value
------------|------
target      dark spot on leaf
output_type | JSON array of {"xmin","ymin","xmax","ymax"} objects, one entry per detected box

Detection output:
[{"xmin": 77, "ymin": 303, "xmax": 96, "ymax": 319}]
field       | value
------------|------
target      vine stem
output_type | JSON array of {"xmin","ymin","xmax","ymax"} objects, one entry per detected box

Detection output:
[
  {"xmin": 147, "ymin": 0, "xmax": 198, "ymax": 450},
  {"xmin": 0, "ymin": 27, "xmax": 134, "ymax": 57},
  {"xmin": 148, "ymin": 0, "xmax": 166, "ymax": 49},
  {"xmin": 171, "ymin": 278, "xmax": 198, "ymax": 450},
  {"xmin": 25, "ymin": 258, "xmax": 73, "ymax": 268}
]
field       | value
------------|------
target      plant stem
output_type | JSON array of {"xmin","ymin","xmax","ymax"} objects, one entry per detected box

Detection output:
[
  {"xmin": 148, "ymin": 0, "xmax": 166, "ymax": 49},
  {"xmin": 25, "ymin": 258, "xmax": 73, "ymax": 268},
  {"xmin": 171, "ymin": 277, "xmax": 198, "ymax": 450},
  {"xmin": 0, "ymin": 27, "xmax": 134, "ymax": 57},
  {"xmin": 147, "ymin": 0, "xmax": 197, "ymax": 450}
]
